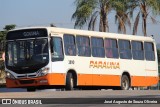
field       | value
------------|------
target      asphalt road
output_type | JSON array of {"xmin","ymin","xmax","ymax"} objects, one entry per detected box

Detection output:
[{"xmin": 0, "ymin": 89, "xmax": 160, "ymax": 107}]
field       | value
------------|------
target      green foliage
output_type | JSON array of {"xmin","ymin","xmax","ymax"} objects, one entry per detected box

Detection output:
[
  {"xmin": 129, "ymin": 0, "xmax": 160, "ymax": 36},
  {"xmin": 3, "ymin": 24, "xmax": 16, "ymax": 31},
  {"xmin": 0, "ymin": 31, "xmax": 7, "ymax": 51},
  {"xmin": 0, "ymin": 24, "xmax": 16, "ymax": 51},
  {"xmin": 0, "ymin": 24, "xmax": 16, "ymax": 80},
  {"xmin": 114, "ymin": 0, "xmax": 132, "ymax": 34},
  {"xmin": 72, "ymin": 0, "xmax": 96, "ymax": 29},
  {"xmin": 72, "ymin": 0, "xmax": 160, "ymax": 35},
  {"xmin": 72, "ymin": 0, "xmax": 126, "ymax": 32}
]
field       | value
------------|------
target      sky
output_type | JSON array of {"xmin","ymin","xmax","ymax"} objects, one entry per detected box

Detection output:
[{"xmin": 0, "ymin": 0, "xmax": 160, "ymax": 43}]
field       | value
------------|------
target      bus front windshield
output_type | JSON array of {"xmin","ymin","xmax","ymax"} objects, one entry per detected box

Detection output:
[{"xmin": 6, "ymin": 38, "xmax": 49, "ymax": 73}]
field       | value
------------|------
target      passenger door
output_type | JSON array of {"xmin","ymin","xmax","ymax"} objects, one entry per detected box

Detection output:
[{"xmin": 50, "ymin": 36, "xmax": 66, "ymax": 85}]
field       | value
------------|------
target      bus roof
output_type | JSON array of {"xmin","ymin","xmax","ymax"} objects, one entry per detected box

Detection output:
[{"xmin": 10, "ymin": 26, "xmax": 155, "ymax": 42}]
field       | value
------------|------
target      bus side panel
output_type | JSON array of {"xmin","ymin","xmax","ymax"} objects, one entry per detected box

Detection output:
[
  {"xmin": 145, "ymin": 76, "xmax": 159, "ymax": 86},
  {"xmin": 144, "ymin": 43, "xmax": 159, "ymax": 86},
  {"xmin": 77, "ymin": 74, "xmax": 92, "ymax": 86},
  {"xmin": 89, "ymin": 58, "xmax": 121, "ymax": 86},
  {"xmin": 131, "ymin": 76, "xmax": 158, "ymax": 86},
  {"xmin": 50, "ymin": 61, "xmax": 66, "ymax": 85},
  {"xmin": 120, "ymin": 60, "xmax": 146, "ymax": 87},
  {"xmin": 75, "ymin": 57, "xmax": 93, "ymax": 86},
  {"xmin": 92, "ymin": 74, "xmax": 120, "ymax": 86},
  {"xmin": 47, "ymin": 73, "xmax": 66, "ymax": 85},
  {"xmin": 77, "ymin": 74, "xmax": 120, "ymax": 86}
]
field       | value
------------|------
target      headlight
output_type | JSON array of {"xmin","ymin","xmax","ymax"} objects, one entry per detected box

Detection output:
[
  {"xmin": 37, "ymin": 68, "xmax": 49, "ymax": 77},
  {"xmin": 6, "ymin": 72, "xmax": 15, "ymax": 79}
]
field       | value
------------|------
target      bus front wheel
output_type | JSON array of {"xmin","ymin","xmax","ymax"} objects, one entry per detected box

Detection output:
[
  {"xmin": 121, "ymin": 75, "xmax": 130, "ymax": 90},
  {"xmin": 65, "ymin": 72, "xmax": 74, "ymax": 91}
]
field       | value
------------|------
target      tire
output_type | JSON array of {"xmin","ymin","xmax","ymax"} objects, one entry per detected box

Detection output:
[
  {"xmin": 121, "ymin": 75, "xmax": 130, "ymax": 90},
  {"xmin": 65, "ymin": 73, "xmax": 74, "ymax": 91},
  {"xmin": 27, "ymin": 87, "xmax": 36, "ymax": 92}
]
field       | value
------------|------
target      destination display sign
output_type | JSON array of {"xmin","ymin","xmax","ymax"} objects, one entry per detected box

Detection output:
[{"xmin": 6, "ymin": 28, "xmax": 48, "ymax": 40}]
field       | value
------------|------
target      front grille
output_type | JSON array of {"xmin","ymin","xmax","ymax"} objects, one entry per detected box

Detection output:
[
  {"xmin": 17, "ymin": 75, "xmax": 27, "ymax": 78},
  {"xmin": 17, "ymin": 74, "xmax": 36, "ymax": 78},
  {"xmin": 19, "ymin": 80, "xmax": 34, "ymax": 84},
  {"xmin": 28, "ymin": 74, "xmax": 36, "ymax": 78},
  {"xmin": 12, "ymin": 68, "xmax": 39, "ymax": 74}
]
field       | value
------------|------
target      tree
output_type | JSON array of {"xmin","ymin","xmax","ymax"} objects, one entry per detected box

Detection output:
[
  {"xmin": 3, "ymin": 24, "xmax": 16, "ymax": 31},
  {"xmin": 50, "ymin": 23, "xmax": 56, "ymax": 27},
  {"xmin": 132, "ymin": 0, "xmax": 160, "ymax": 36},
  {"xmin": 72, "ymin": 0, "xmax": 124, "ymax": 32},
  {"xmin": 0, "ymin": 24, "xmax": 16, "ymax": 80},
  {"xmin": 0, "ymin": 31, "xmax": 6, "ymax": 51},
  {"xmin": 0, "ymin": 24, "xmax": 16, "ymax": 51},
  {"xmin": 114, "ymin": 0, "xmax": 132, "ymax": 34}
]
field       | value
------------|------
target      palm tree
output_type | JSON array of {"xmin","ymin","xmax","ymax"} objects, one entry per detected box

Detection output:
[
  {"xmin": 72, "ymin": 0, "xmax": 124, "ymax": 32},
  {"xmin": 115, "ymin": 12, "xmax": 132, "ymax": 34},
  {"xmin": 132, "ymin": 0, "xmax": 160, "ymax": 36},
  {"xmin": 114, "ymin": 0, "xmax": 132, "ymax": 34}
]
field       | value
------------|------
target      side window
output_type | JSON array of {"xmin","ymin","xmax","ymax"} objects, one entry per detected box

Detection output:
[
  {"xmin": 132, "ymin": 41, "xmax": 144, "ymax": 60},
  {"xmin": 91, "ymin": 37, "xmax": 105, "ymax": 57},
  {"xmin": 105, "ymin": 38, "xmax": 119, "ymax": 58},
  {"xmin": 76, "ymin": 35, "xmax": 91, "ymax": 57},
  {"xmin": 63, "ymin": 34, "xmax": 76, "ymax": 56},
  {"xmin": 51, "ymin": 37, "xmax": 64, "ymax": 61},
  {"xmin": 119, "ymin": 40, "xmax": 132, "ymax": 59},
  {"xmin": 144, "ymin": 42, "xmax": 155, "ymax": 61}
]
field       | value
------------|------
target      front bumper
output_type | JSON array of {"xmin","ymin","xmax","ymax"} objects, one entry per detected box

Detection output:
[
  {"xmin": 6, "ymin": 73, "xmax": 66, "ymax": 88},
  {"xmin": 6, "ymin": 75, "xmax": 49, "ymax": 88}
]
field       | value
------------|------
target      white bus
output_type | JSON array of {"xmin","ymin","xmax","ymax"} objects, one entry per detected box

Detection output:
[{"xmin": 5, "ymin": 27, "xmax": 159, "ymax": 91}]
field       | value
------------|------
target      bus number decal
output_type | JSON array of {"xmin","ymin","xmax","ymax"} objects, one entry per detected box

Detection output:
[{"xmin": 68, "ymin": 60, "xmax": 75, "ymax": 64}]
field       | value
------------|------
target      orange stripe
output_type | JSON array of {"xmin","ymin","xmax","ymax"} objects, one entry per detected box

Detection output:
[
  {"xmin": 131, "ymin": 76, "xmax": 159, "ymax": 86},
  {"xmin": 79, "ymin": 74, "xmax": 158, "ymax": 87},
  {"xmin": 92, "ymin": 74, "xmax": 120, "ymax": 86},
  {"xmin": 78, "ymin": 74, "xmax": 120, "ymax": 86},
  {"xmin": 78, "ymin": 74, "xmax": 92, "ymax": 86},
  {"xmin": 47, "ymin": 73, "xmax": 66, "ymax": 85},
  {"xmin": 6, "ymin": 73, "xmax": 159, "ymax": 88},
  {"xmin": 78, "ymin": 74, "xmax": 158, "ymax": 87}
]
